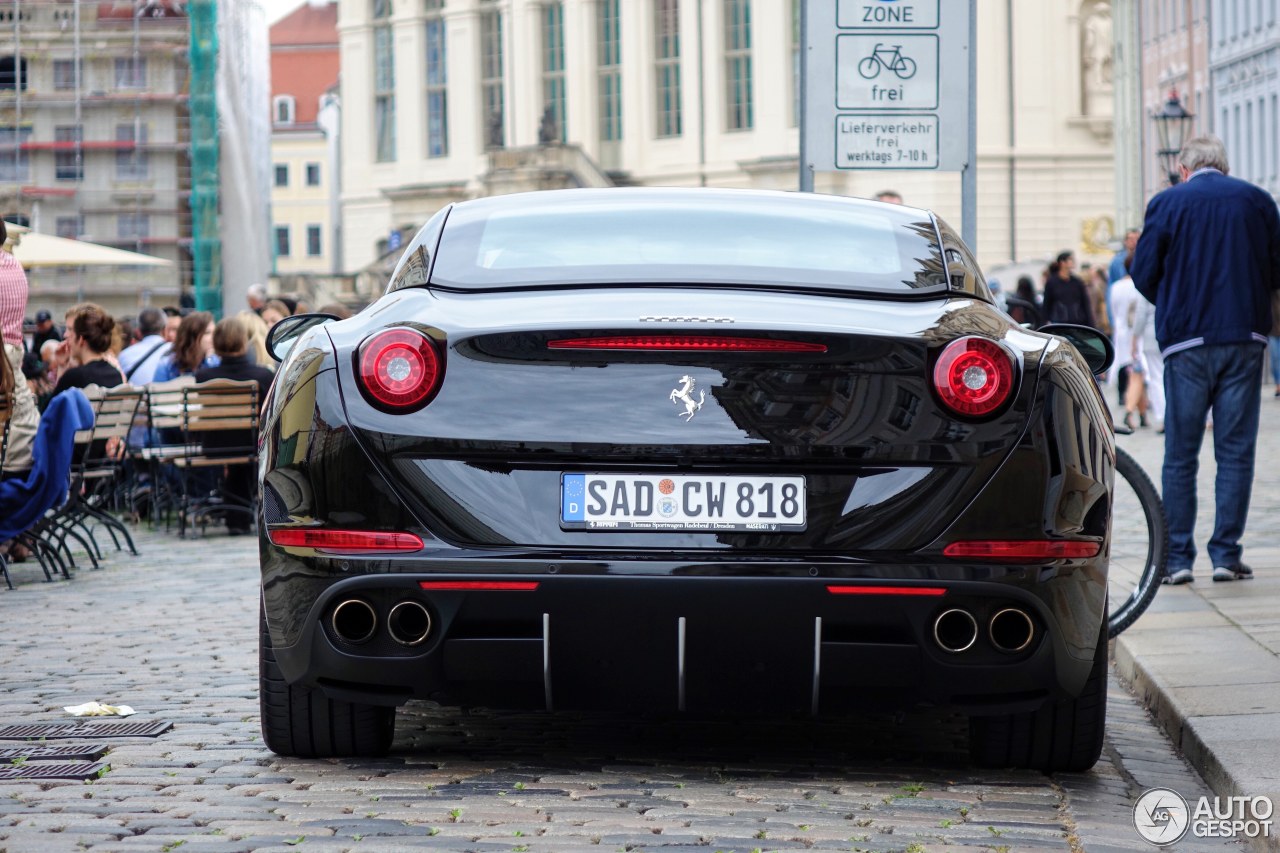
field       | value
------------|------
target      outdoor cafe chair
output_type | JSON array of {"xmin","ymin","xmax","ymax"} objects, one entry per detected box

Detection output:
[{"xmin": 170, "ymin": 378, "xmax": 261, "ymax": 538}]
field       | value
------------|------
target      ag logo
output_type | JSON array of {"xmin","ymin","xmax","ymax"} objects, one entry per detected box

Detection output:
[{"xmin": 1133, "ymin": 787, "xmax": 1190, "ymax": 845}]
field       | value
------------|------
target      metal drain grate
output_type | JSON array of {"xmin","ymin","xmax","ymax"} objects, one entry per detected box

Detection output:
[
  {"xmin": 0, "ymin": 744, "xmax": 109, "ymax": 762},
  {"xmin": 0, "ymin": 720, "xmax": 172, "ymax": 740},
  {"xmin": 0, "ymin": 762, "xmax": 108, "ymax": 781}
]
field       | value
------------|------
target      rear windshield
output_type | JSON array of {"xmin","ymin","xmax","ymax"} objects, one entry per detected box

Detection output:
[{"xmin": 426, "ymin": 192, "xmax": 947, "ymax": 293}]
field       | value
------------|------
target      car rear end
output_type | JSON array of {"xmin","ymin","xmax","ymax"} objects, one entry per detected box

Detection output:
[{"xmin": 259, "ymin": 189, "xmax": 1111, "ymax": 729}]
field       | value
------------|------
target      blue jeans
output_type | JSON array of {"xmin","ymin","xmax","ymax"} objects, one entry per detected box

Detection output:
[
  {"xmin": 1162, "ymin": 342, "xmax": 1265, "ymax": 572},
  {"xmin": 1270, "ymin": 336, "xmax": 1280, "ymax": 386}
]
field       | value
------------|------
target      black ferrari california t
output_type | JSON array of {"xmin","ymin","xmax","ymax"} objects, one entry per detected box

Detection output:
[{"xmin": 258, "ymin": 187, "xmax": 1115, "ymax": 771}]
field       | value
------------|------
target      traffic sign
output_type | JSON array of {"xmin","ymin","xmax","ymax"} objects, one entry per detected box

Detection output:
[{"xmin": 802, "ymin": 0, "xmax": 972, "ymax": 174}]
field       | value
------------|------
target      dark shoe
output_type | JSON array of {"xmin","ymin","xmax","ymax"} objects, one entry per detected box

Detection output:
[
  {"xmin": 1163, "ymin": 568, "xmax": 1194, "ymax": 585},
  {"xmin": 1213, "ymin": 563, "xmax": 1253, "ymax": 581}
]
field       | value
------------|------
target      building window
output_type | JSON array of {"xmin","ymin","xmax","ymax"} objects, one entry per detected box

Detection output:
[
  {"xmin": 117, "ymin": 213, "xmax": 150, "ymax": 240},
  {"xmin": 724, "ymin": 0, "xmax": 753, "ymax": 130},
  {"xmin": 307, "ymin": 224, "xmax": 322, "ymax": 256},
  {"xmin": 273, "ymin": 95, "xmax": 296, "ymax": 125},
  {"xmin": 305, "ymin": 162, "xmax": 321, "ymax": 186},
  {"xmin": 480, "ymin": 6, "xmax": 505, "ymax": 148},
  {"xmin": 540, "ymin": 3, "xmax": 567, "ymax": 144},
  {"xmin": 0, "ymin": 56, "xmax": 27, "ymax": 91},
  {"xmin": 654, "ymin": 0, "xmax": 681, "ymax": 138},
  {"xmin": 115, "ymin": 57, "xmax": 146, "ymax": 89},
  {"xmin": 54, "ymin": 125, "xmax": 83, "ymax": 181},
  {"xmin": 597, "ymin": 0, "xmax": 622, "ymax": 142},
  {"xmin": 373, "ymin": 0, "xmax": 396, "ymax": 162},
  {"xmin": 275, "ymin": 225, "xmax": 291, "ymax": 258},
  {"xmin": 274, "ymin": 163, "xmax": 289, "ymax": 187},
  {"xmin": 55, "ymin": 215, "xmax": 83, "ymax": 239},
  {"xmin": 116, "ymin": 123, "xmax": 149, "ymax": 180},
  {"xmin": 0, "ymin": 126, "xmax": 31, "ymax": 181},
  {"xmin": 53, "ymin": 59, "xmax": 79, "ymax": 90},
  {"xmin": 425, "ymin": 3, "xmax": 448, "ymax": 157}
]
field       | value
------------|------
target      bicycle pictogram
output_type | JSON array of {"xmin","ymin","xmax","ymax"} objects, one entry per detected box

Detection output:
[{"xmin": 857, "ymin": 43, "xmax": 917, "ymax": 80}]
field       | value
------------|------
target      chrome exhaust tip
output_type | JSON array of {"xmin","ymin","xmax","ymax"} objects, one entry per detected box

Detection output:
[
  {"xmin": 387, "ymin": 600, "xmax": 433, "ymax": 647},
  {"xmin": 331, "ymin": 598, "xmax": 377, "ymax": 644},
  {"xmin": 989, "ymin": 607, "xmax": 1035, "ymax": 653},
  {"xmin": 933, "ymin": 608, "xmax": 978, "ymax": 653}
]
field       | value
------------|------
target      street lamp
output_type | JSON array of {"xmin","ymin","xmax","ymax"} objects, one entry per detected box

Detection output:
[{"xmin": 1153, "ymin": 89, "xmax": 1194, "ymax": 185}]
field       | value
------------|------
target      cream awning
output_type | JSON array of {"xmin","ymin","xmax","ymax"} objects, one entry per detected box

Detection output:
[{"xmin": 3, "ymin": 222, "xmax": 174, "ymax": 269}]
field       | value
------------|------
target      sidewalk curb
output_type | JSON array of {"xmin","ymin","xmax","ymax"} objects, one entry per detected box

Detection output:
[{"xmin": 1114, "ymin": 630, "xmax": 1280, "ymax": 853}]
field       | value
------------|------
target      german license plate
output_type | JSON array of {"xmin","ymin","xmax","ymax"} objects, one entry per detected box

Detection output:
[{"xmin": 560, "ymin": 473, "xmax": 806, "ymax": 532}]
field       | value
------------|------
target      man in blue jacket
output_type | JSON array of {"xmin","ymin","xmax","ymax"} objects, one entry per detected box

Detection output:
[{"xmin": 1131, "ymin": 135, "xmax": 1280, "ymax": 585}]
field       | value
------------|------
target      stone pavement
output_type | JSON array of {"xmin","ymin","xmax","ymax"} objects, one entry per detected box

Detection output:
[
  {"xmin": 1112, "ymin": 387, "xmax": 1280, "ymax": 851},
  {"xmin": 3, "ymin": 397, "xmax": 1279, "ymax": 850}
]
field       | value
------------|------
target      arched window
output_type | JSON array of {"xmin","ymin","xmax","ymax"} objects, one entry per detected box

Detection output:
[{"xmin": 274, "ymin": 95, "xmax": 296, "ymax": 125}]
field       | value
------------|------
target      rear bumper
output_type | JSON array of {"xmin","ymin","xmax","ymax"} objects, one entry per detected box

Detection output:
[{"xmin": 263, "ymin": 565, "xmax": 1103, "ymax": 718}]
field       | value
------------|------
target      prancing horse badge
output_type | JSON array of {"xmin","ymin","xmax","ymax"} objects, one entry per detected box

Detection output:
[{"xmin": 669, "ymin": 375, "xmax": 705, "ymax": 421}]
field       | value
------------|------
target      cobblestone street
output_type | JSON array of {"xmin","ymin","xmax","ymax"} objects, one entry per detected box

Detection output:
[{"xmin": 0, "ymin": 507, "xmax": 1239, "ymax": 853}]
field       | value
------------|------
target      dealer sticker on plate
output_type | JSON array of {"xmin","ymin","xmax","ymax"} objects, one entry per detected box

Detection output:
[{"xmin": 560, "ymin": 473, "xmax": 806, "ymax": 532}]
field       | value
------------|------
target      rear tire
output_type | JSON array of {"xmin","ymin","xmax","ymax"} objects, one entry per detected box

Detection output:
[
  {"xmin": 259, "ymin": 601, "xmax": 396, "ymax": 758},
  {"xmin": 968, "ymin": 609, "xmax": 1107, "ymax": 772}
]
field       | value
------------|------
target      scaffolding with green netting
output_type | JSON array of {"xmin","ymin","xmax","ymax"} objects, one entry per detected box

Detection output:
[{"xmin": 187, "ymin": 0, "xmax": 220, "ymax": 315}]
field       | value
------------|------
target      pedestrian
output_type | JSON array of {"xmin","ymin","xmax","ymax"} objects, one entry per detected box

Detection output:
[
  {"xmin": 874, "ymin": 190, "xmax": 904, "ymax": 205},
  {"xmin": 50, "ymin": 304, "xmax": 125, "ymax": 396},
  {"xmin": 1270, "ymin": 289, "xmax": 1280, "ymax": 397},
  {"xmin": 117, "ymin": 306, "xmax": 171, "ymax": 386},
  {"xmin": 261, "ymin": 299, "xmax": 291, "ymax": 330},
  {"xmin": 246, "ymin": 283, "xmax": 268, "ymax": 314},
  {"xmin": 1109, "ymin": 228, "xmax": 1141, "ymax": 285},
  {"xmin": 1087, "ymin": 264, "xmax": 1112, "ymax": 337},
  {"xmin": 236, "ymin": 310, "xmax": 273, "ymax": 370},
  {"xmin": 0, "ymin": 220, "xmax": 41, "ymax": 481},
  {"xmin": 31, "ymin": 308, "xmax": 62, "ymax": 353},
  {"xmin": 1108, "ymin": 255, "xmax": 1147, "ymax": 429},
  {"xmin": 1042, "ymin": 250, "xmax": 1095, "ymax": 327},
  {"xmin": 194, "ymin": 316, "xmax": 274, "ymax": 535},
  {"xmin": 152, "ymin": 311, "xmax": 216, "ymax": 382},
  {"xmin": 1130, "ymin": 134, "xmax": 1280, "ymax": 584}
]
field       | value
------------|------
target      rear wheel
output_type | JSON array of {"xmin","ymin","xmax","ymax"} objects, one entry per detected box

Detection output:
[
  {"xmin": 968, "ymin": 608, "xmax": 1107, "ymax": 772},
  {"xmin": 259, "ymin": 601, "xmax": 396, "ymax": 757}
]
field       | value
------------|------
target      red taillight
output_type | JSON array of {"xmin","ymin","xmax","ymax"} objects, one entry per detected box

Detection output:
[
  {"xmin": 357, "ymin": 328, "xmax": 442, "ymax": 413},
  {"xmin": 548, "ymin": 335, "xmax": 827, "ymax": 353},
  {"xmin": 418, "ymin": 580, "xmax": 540, "ymax": 591},
  {"xmin": 826, "ymin": 585, "xmax": 947, "ymax": 596},
  {"xmin": 943, "ymin": 540, "xmax": 1101, "ymax": 560},
  {"xmin": 269, "ymin": 528, "xmax": 424, "ymax": 553},
  {"xmin": 932, "ymin": 337, "xmax": 1015, "ymax": 417}
]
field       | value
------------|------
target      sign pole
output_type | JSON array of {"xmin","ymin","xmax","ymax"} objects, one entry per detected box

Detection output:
[
  {"xmin": 961, "ymin": 0, "xmax": 977, "ymax": 249},
  {"xmin": 799, "ymin": 0, "xmax": 813, "ymax": 192}
]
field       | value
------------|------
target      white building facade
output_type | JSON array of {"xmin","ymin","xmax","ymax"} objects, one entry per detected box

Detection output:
[
  {"xmin": 1208, "ymin": 0, "xmax": 1280, "ymax": 196},
  {"xmin": 339, "ymin": 0, "xmax": 1118, "ymax": 273}
]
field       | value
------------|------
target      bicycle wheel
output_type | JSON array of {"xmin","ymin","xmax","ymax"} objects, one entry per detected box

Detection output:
[{"xmin": 1107, "ymin": 446, "xmax": 1168, "ymax": 637}]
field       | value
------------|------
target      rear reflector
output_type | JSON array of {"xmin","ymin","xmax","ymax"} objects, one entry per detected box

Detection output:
[
  {"xmin": 418, "ymin": 581, "xmax": 540, "ymax": 591},
  {"xmin": 826, "ymin": 585, "xmax": 947, "ymax": 596},
  {"xmin": 548, "ymin": 335, "xmax": 827, "ymax": 353},
  {"xmin": 269, "ymin": 528, "xmax": 424, "ymax": 552},
  {"xmin": 943, "ymin": 540, "xmax": 1101, "ymax": 559}
]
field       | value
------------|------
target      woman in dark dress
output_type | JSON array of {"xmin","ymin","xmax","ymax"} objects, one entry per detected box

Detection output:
[{"xmin": 50, "ymin": 304, "xmax": 124, "ymax": 396}]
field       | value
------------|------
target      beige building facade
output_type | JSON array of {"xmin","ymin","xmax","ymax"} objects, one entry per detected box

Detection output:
[{"xmin": 338, "ymin": 0, "xmax": 1117, "ymax": 276}]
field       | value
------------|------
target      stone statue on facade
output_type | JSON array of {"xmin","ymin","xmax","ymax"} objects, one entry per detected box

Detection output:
[{"xmin": 1081, "ymin": 1, "xmax": 1114, "ymax": 117}]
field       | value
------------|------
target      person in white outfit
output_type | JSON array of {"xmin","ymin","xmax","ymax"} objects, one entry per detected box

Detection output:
[
  {"xmin": 1108, "ymin": 264, "xmax": 1149, "ymax": 430},
  {"xmin": 1131, "ymin": 287, "xmax": 1165, "ymax": 431}
]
